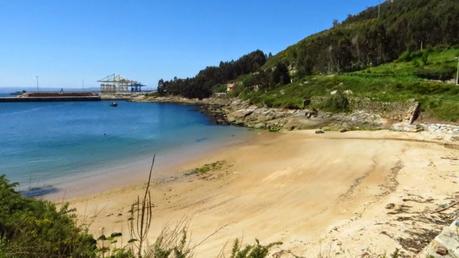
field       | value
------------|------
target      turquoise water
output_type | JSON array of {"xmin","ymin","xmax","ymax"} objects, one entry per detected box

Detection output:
[{"xmin": 0, "ymin": 101, "xmax": 248, "ymax": 191}]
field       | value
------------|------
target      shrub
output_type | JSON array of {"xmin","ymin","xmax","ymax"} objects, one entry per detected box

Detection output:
[
  {"xmin": 415, "ymin": 66, "xmax": 456, "ymax": 81},
  {"xmin": 271, "ymin": 63, "xmax": 291, "ymax": 86},
  {"xmin": 212, "ymin": 84, "xmax": 227, "ymax": 93},
  {"xmin": 321, "ymin": 91, "xmax": 350, "ymax": 112},
  {"xmin": 227, "ymin": 239, "xmax": 282, "ymax": 258},
  {"xmin": 0, "ymin": 175, "xmax": 97, "ymax": 258},
  {"xmin": 397, "ymin": 50, "xmax": 422, "ymax": 62},
  {"xmin": 144, "ymin": 223, "xmax": 192, "ymax": 258}
]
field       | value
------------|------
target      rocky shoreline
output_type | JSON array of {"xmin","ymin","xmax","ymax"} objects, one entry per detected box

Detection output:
[
  {"xmin": 133, "ymin": 95, "xmax": 459, "ymax": 140},
  {"xmin": 135, "ymin": 95, "xmax": 390, "ymax": 129}
]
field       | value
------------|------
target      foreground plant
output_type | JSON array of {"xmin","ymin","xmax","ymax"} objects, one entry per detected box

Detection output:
[
  {"xmin": 0, "ymin": 175, "xmax": 97, "ymax": 258},
  {"xmin": 219, "ymin": 239, "xmax": 283, "ymax": 258},
  {"xmin": 128, "ymin": 155, "xmax": 156, "ymax": 257},
  {"xmin": 144, "ymin": 220, "xmax": 192, "ymax": 258}
]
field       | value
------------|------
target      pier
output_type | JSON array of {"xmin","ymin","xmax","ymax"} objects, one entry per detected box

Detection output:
[{"xmin": 0, "ymin": 92, "xmax": 101, "ymax": 102}]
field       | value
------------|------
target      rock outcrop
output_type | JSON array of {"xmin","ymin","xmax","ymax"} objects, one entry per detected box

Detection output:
[
  {"xmin": 136, "ymin": 95, "xmax": 459, "ymax": 135},
  {"xmin": 200, "ymin": 98, "xmax": 388, "ymax": 131}
]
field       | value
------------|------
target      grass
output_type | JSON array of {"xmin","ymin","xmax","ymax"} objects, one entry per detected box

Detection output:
[
  {"xmin": 355, "ymin": 47, "xmax": 459, "ymax": 78},
  {"xmin": 225, "ymin": 239, "xmax": 283, "ymax": 258},
  {"xmin": 239, "ymin": 48, "xmax": 459, "ymax": 122},
  {"xmin": 184, "ymin": 161, "xmax": 226, "ymax": 176}
]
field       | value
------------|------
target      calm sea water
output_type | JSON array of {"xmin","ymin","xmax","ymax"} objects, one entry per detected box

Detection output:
[{"xmin": 0, "ymin": 101, "xmax": 248, "ymax": 191}]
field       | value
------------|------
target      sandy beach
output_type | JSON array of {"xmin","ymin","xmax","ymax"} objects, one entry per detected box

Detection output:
[{"xmin": 66, "ymin": 130, "xmax": 459, "ymax": 257}]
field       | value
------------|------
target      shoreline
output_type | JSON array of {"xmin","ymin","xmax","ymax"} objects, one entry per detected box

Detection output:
[
  {"xmin": 67, "ymin": 129, "xmax": 459, "ymax": 257},
  {"xmin": 42, "ymin": 127, "xmax": 254, "ymax": 201}
]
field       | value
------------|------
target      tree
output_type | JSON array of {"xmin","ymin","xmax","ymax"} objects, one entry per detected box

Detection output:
[
  {"xmin": 158, "ymin": 50, "xmax": 267, "ymax": 98},
  {"xmin": 271, "ymin": 63, "xmax": 290, "ymax": 85},
  {"xmin": 267, "ymin": 0, "xmax": 459, "ymax": 75},
  {"xmin": 332, "ymin": 19, "xmax": 340, "ymax": 27},
  {"xmin": 157, "ymin": 79, "xmax": 165, "ymax": 94}
]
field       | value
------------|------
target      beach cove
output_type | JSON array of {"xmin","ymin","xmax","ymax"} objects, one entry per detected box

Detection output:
[
  {"xmin": 2, "ymin": 95, "xmax": 458, "ymax": 256},
  {"xmin": 67, "ymin": 129, "xmax": 459, "ymax": 257}
]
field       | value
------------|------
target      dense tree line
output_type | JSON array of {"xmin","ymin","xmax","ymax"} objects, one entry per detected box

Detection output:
[
  {"xmin": 242, "ymin": 62, "xmax": 291, "ymax": 90},
  {"xmin": 157, "ymin": 50, "xmax": 267, "ymax": 98},
  {"xmin": 290, "ymin": 0, "xmax": 459, "ymax": 76}
]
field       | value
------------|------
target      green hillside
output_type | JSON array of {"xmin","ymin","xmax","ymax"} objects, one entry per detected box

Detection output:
[
  {"xmin": 239, "ymin": 47, "xmax": 459, "ymax": 121},
  {"xmin": 235, "ymin": 0, "xmax": 459, "ymax": 122}
]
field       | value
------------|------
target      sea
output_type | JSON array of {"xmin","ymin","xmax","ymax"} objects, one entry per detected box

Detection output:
[{"xmin": 0, "ymin": 98, "xmax": 249, "ymax": 197}]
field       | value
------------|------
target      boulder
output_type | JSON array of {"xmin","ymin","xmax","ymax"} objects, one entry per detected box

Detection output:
[
  {"xmin": 436, "ymin": 245, "xmax": 448, "ymax": 256},
  {"xmin": 253, "ymin": 123, "xmax": 265, "ymax": 129},
  {"xmin": 391, "ymin": 122, "xmax": 424, "ymax": 132},
  {"xmin": 228, "ymin": 106, "xmax": 257, "ymax": 121},
  {"xmin": 420, "ymin": 219, "xmax": 459, "ymax": 258}
]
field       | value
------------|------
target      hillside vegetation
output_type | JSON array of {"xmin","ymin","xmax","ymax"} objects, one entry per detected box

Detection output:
[
  {"xmin": 266, "ymin": 0, "xmax": 458, "ymax": 75},
  {"xmin": 157, "ymin": 0, "xmax": 459, "ymax": 122},
  {"xmin": 240, "ymin": 47, "xmax": 459, "ymax": 121}
]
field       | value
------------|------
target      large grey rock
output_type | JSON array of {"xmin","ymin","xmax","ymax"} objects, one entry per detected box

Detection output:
[
  {"xmin": 419, "ymin": 219, "xmax": 459, "ymax": 258},
  {"xmin": 283, "ymin": 117, "xmax": 328, "ymax": 131},
  {"xmin": 227, "ymin": 106, "xmax": 257, "ymax": 122},
  {"xmin": 253, "ymin": 122, "xmax": 265, "ymax": 129},
  {"xmin": 392, "ymin": 122, "xmax": 424, "ymax": 132}
]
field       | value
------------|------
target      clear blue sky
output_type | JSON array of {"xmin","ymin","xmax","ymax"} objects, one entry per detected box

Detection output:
[{"xmin": 0, "ymin": 0, "xmax": 381, "ymax": 89}]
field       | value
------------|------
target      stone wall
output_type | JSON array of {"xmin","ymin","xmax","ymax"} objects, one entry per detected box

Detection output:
[{"xmin": 310, "ymin": 96, "xmax": 419, "ymax": 123}]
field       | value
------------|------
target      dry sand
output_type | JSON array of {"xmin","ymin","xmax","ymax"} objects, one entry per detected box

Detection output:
[{"xmin": 66, "ymin": 130, "xmax": 459, "ymax": 257}]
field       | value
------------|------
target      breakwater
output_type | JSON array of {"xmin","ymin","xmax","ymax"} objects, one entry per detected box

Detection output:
[{"xmin": 0, "ymin": 92, "xmax": 101, "ymax": 102}]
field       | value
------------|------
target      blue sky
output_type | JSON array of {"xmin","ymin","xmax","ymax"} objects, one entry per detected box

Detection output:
[{"xmin": 0, "ymin": 0, "xmax": 381, "ymax": 89}]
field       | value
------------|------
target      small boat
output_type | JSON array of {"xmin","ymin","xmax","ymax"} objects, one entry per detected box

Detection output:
[{"xmin": 110, "ymin": 102, "xmax": 118, "ymax": 107}]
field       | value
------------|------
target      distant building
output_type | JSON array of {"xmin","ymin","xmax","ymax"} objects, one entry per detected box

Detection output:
[{"xmin": 98, "ymin": 74, "xmax": 145, "ymax": 93}]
